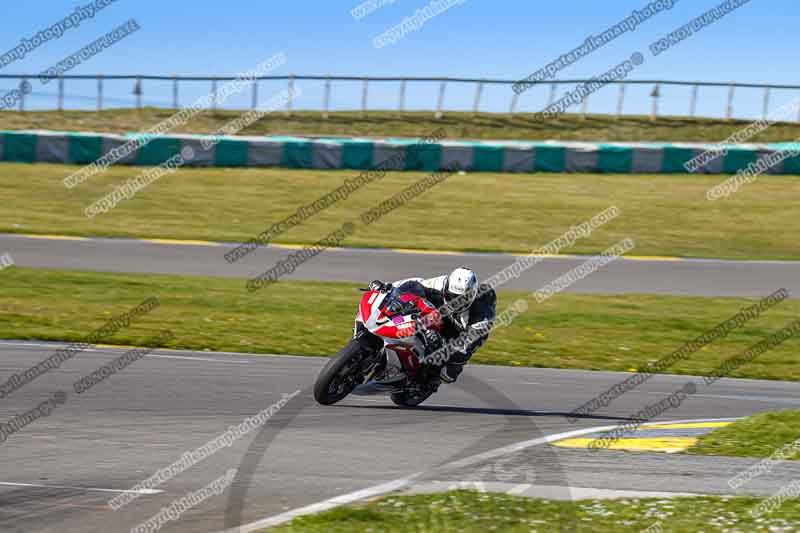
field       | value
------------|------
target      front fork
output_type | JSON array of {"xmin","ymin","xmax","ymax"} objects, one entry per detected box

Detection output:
[{"xmin": 352, "ymin": 323, "xmax": 385, "ymax": 383}]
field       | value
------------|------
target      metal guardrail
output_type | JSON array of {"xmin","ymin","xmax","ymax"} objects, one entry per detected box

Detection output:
[{"xmin": 2, "ymin": 73, "xmax": 799, "ymax": 121}]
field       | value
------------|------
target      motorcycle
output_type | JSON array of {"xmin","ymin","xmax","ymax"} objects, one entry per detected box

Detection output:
[{"xmin": 313, "ymin": 283, "xmax": 445, "ymax": 407}]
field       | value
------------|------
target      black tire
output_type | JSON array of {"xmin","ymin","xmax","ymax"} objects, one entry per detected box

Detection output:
[
  {"xmin": 313, "ymin": 338, "xmax": 365, "ymax": 405},
  {"xmin": 391, "ymin": 388, "xmax": 435, "ymax": 407}
]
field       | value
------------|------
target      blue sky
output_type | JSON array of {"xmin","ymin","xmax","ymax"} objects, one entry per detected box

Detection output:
[{"xmin": 0, "ymin": 0, "xmax": 794, "ymax": 119}]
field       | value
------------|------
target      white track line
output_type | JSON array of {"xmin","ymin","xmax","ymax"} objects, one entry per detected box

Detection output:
[
  {"xmin": 507, "ymin": 483, "xmax": 532, "ymax": 495},
  {"xmin": 216, "ymin": 478, "xmax": 418, "ymax": 533},
  {"xmin": 217, "ymin": 417, "xmax": 739, "ymax": 533},
  {"xmin": 145, "ymin": 354, "xmax": 251, "ymax": 364},
  {"xmin": 0, "ymin": 481, "xmax": 162, "ymax": 495},
  {"xmin": 0, "ymin": 340, "xmax": 315, "ymax": 361},
  {"xmin": 0, "ymin": 341, "xmax": 255, "ymax": 364}
]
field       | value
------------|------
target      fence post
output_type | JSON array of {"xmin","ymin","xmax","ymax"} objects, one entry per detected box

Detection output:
[
  {"xmin": 650, "ymin": 83, "xmax": 660, "ymax": 121},
  {"xmin": 616, "ymin": 83, "xmax": 626, "ymax": 118},
  {"xmin": 435, "ymin": 80, "xmax": 446, "ymax": 119},
  {"xmin": 726, "ymin": 83, "xmax": 735, "ymax": 120},
  {"xmin": 472, "ymin": 79, "xmax": 484, "ymax": 115},
  {"xmin": 398, "ymin": 78, "xmax": 406, "ymax": 111},
  {"xmin": 548, "ymin": 83, "xmax": 557, "ymax": 107},
  {"xmin": 211, "ymin": 79, "xmax": 218, "ymax": 114},
  {"xmin": 762, "ymin": 87, "xmax": 771, "ymax": 120},
  {"xmin": 286, "ymin": 74, "xmax": 294, "ymax": 116},
  {"xmin": 251, "ymin": 79, "xmax": 258, "ymax": 110},
  {"xmin": 689, "ymin": 84, "xmax": 699, "ymax": 117},
  {"xmin": 172, "ymin": 75, "xmax": 179, "ymax": 109},
  {"xmin": 323, "ymin": 75, "xmax": 331, "ymax": 119},
  {"xmin": 97, "ymin": 75, "xmax": 103, "ymax": 111},
  {"xmin": 134, "ymin": 77, "xmax": 142, "ymax": 110},
  {"xmin": 18, "ymin": 77, "xmax": 26, "ymax": 112},
  {"xmin": 580, "ymin": 94, "xmax": 589, "ymax": 119},
  {"xmin": 509, "ymin": 90, "xmax": 518, "ymax": 115},
  {"xmin": 361, "ymin": 77, "xmax": 368, "ymax": 116},
  {"xmin": 58, "ymin": 75, "xmax": 64, "ymax": 112}
]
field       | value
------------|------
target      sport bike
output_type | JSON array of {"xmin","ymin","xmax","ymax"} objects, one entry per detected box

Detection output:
[{"xmin": 313, "ymin": 283, "xmax": 445, "ymax": 407}]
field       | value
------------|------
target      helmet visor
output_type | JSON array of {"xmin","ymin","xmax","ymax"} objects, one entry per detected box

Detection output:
[{"xmin": 446, "ymin": 286, "xmax": 476, "ymax": 314}]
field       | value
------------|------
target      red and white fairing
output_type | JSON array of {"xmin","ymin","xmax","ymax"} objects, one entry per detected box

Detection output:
[{"xmin": 356, "ymin": 290, "xmax": 443, "ymax": 379}]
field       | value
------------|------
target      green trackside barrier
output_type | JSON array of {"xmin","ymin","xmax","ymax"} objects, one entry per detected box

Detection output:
[
  {"xmin": 598, "ymin": 144, "xmax": 633, "ymax": 173},
  {"xmin": 661, "ymin": 146, "xmax": 696, "ymax": 173},
  {"xmin": 3, "ymin": 131, "xmax": 38, "ymax": 163},
  {"xmin": 67, "ymin": 133, "xmax": 103, "ymax": 164},
  {"xmin": 472, "ymin": 145, "xmax": 504, "ymax": 172},
  {"xmin": 134, "ymin": 136, "xmax": 182, "ymax": 166},
  {"xmin": 282, "ymin": 139, "xmax": 313, "ymax": 169},
  {"xmin": 340, "ymin": 139, "xmax": 375, "ymax": 170},
  {"xmin": 214, "ymin": 139, "xmax": 249, "ymax": 167},
  {"xmin": 783, "ymin": 153, "xmax": 800, "ymax": 174},
  {"xmin": 723, "ymin": 147, "xmax": 759, "ymax": 174},
  {"xmin": 403, "ymin": 142, "xmax": 442, "ymax": 171},
  {"xmin": 534, "ymin": 145, "xmax": 566, "ymax": 172},
  {"xmin": 5, "ymin": 131, "xmax": 800, "ymax": 175}
]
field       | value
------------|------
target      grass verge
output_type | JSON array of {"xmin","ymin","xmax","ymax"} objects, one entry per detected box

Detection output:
[
  {"xmin": 687, "ymin": 410, "xmax": 800, "ymax": 459},
  {"xmin": 2, "ymin": 267, "xmax": 799, "ymax": 381},
  {"xmin": 2, "ymin": 163, "xmax": 800, "ymax": 260},
  {"xmin": 269, "ymin": 490, "xmax": 800, "ymax": 532},
  {"xmin": 3, "ymin": 109, "xmax": 800, "ymax": 143}
]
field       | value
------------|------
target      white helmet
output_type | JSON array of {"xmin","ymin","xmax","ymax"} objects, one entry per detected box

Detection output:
[{"xmin": 444, "ymin": 267, "xmax": 478, "ymax": 313}]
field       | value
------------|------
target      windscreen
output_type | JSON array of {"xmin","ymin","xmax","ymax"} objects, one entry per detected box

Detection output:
[{"xmin": 380, "ymin": 283, "xmax": 425, "ymax": 317}]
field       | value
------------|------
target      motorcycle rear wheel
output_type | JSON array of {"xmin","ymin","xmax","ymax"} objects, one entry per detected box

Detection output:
[
  {"xmin": 314, "ymin": 337, "xmax": 365, "ymax": 405},
  {"xmin": 391, "ymin": 388, "xmax": 435, "ymax": 407}
]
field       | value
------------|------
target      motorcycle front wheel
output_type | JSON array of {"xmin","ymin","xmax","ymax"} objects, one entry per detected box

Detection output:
[{"xmin": 314, "ymin": 337, "xmax": 368, "ymax": 405}]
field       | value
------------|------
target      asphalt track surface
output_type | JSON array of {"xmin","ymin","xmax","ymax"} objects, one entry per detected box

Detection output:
[
  {"xmin": 2, "ymin": 233, "xmax": 799, "ymax": 298},
  {"xmin": 2, "ymin": 341, "xmax": 800, "ymax": 533},
  {"xmin": 3, "ymin": 233, "xmax": 800, "ymax": 532}
]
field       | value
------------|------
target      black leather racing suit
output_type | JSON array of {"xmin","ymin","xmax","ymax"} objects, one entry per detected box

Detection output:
[{"xmin": 391, "ymin": 276, "xmax": 497, "ymax": 383}]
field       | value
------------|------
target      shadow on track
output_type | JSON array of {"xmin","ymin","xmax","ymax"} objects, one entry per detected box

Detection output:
[{"xmin": 336, "ymin": 403, "xmax": 639, "ymax": 422}]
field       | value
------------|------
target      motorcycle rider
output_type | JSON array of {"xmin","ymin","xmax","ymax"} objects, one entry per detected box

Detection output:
[{"xmin": 368, "ymin": 267, "xmax": 496, "ymax": 386}]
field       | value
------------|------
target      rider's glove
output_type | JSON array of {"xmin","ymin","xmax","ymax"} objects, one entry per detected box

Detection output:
[
  {"xmin": 369, "ymin": 280, "xmax": 391, "ymax": 292},
  {"xmin": 417, "ymin": 327, "xmax": 444, "ymax": 358}
]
